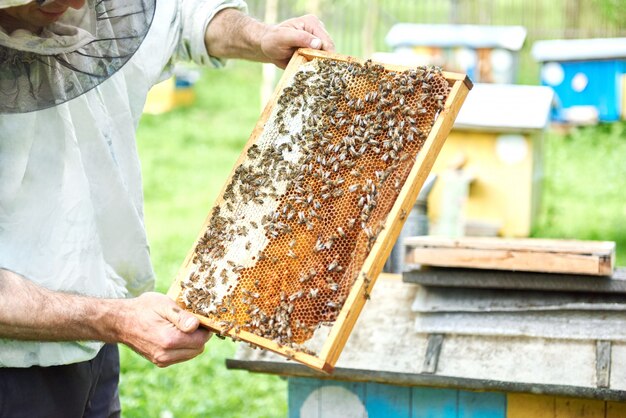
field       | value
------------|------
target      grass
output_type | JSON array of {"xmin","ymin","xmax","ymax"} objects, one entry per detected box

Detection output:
[
  {"xmin": 534, "ymin": 122, "xmax": 626, "ymax": 264},
  {"xmin": 121, "ymin": 59, "xmax": 626, "ymax": 417}
]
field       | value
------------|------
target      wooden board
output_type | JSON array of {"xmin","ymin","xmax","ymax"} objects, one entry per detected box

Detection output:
[
  {"xmin": 403, "ymin": 266, "xmax": 626, "ymax": 294},
  {"xmin": 405, "ymin": 236, "xmax": 615, "ymax": 276},
  {"xmin": 168, "ymin": 48, "xmax": 472, "ymax": 372}
]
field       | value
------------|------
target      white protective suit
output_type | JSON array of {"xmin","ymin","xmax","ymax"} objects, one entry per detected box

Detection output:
[{"xmin": 0, "ymin": 0, "xmax": 246, "ymax": 367}]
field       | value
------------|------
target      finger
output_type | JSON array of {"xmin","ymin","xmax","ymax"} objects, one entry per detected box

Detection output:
[
  {"xmin": 300, "ymin": 14, "xmax": 335, "ymax": 52},
  {"xmin": 162, "ymin": 302, "xmax": 200, "ymax": 333},
  {"xmin": 154, "ymin": 345, "xmax": 207, "ymax": 368},
  {"xmin": 165, "ymin": 328, "xmax": 213, "ymax": 351},
  {"xmin": 276, "ymin": 26, "xmax": 325, "ymax": 51}
]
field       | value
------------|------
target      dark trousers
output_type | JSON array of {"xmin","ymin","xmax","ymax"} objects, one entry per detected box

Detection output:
[{"xmin": 0, "ymin": 343, "xmax": 121, "ymax": 418}]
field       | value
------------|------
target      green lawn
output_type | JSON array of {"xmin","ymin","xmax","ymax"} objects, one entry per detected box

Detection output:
[{"xmin": 121, "ymin": 60, "xmax": 626, "ymax": 417}]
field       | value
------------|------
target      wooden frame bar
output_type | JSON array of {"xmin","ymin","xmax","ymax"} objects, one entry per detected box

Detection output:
[{"xmin": 168, "ymin": 48, "xmax": 472, "ymax": 372}]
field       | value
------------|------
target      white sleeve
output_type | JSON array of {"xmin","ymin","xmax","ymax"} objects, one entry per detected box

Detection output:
[{"xmin": 175, "ymin": 0, "xmax": 249, "ymax": 67}]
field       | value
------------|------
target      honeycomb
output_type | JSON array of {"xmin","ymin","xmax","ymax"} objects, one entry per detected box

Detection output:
[{"xmin": 177, "ymin": 56, "xmax": 450, "ymax": 355}]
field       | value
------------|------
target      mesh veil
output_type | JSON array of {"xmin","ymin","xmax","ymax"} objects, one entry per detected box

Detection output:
[{"xmin": 0, "ymin": 0, "xmax": 156, "ymax": 113}]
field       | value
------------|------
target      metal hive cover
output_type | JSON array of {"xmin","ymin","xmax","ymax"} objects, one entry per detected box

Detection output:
[{"xmin": 168, "ymin": 49, "xmax": 471, "ymax": 372}]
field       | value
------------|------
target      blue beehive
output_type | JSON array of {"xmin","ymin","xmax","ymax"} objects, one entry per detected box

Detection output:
[{"xmin": 532, "ymin": 38, "xmax": 626, "ymax": 123}]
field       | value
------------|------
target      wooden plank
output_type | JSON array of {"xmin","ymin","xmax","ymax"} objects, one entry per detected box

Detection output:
[
  {"xmin": 403, "ymin": 266, "xmax": 626, "ymax": 294},
  {"xmin": 415, "ymin": 311, "xmax": 626, "ymax": 341},
  {"xmin": 405, "ymin": 236, "xmax": 616, "ymax": 255},
  {"xmin": 507, "ymin": 393, "xmax": 555, "ymax": 418},
  {"xmin": 404, "ymin": 237, "xmax": 615, "ymax": 276},
  {"xmin": 422, "ymin": 334, "xmax": 444, "ymax": 373},
  {"xmin": 411, "ymin": 287, "xmax": 626, "ymax": 313},
  {"xmin": 554, "ymin": 397, "xmax": 605, "ymax": 418},
  {"xmin": 458, "ymin": 390, "xmax": 507, "ymax": 418},
  {"xmin": 318, "ymin": 381, "xmax": 367, "ymax": 418},
  {"xmin": 289, "ymin": 377, "xmax": 320, "ymax": 418},
  {"xmin": 364, "ymin": 382, "xmax": 411, "ymax": 418},
  {"xmin": 607, "ymin": 401, "xmax": 626, "ymax": 418},
  {"xmin": 411, "ymin": 387, "xmax": 458, "ymax": 418},
  {"xmin": 596, "ymin": 341, "xmax": 612, "ymax": 388},
  {"xmin": 319, "ymin": 68, "xmax": 472, "ymax": 369},
  {"xmin": 289, "ymin": 378, "xmax": 368, "ymax": 418},
  {"xmin": 227, "ymin": 358, "xmax": 626, "ymax": 401}
]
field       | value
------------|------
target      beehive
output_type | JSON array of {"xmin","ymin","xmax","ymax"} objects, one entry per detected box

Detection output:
[{"xmin": 168, "ymin": 49, "xmax": 472, "ymax": 372}]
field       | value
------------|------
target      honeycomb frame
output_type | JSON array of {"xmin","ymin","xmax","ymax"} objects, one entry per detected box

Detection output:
[{"xmin": 168, "ymin": 48, "xmax": 472, "ymax": 372}]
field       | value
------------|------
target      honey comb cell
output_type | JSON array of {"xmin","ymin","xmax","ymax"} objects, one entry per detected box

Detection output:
[{"xmin": 168, "ymin": 49, "xmax": 472, "ymax": 372}]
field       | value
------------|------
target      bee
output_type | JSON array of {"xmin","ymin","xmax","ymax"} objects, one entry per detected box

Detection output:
[{"xmin": 289, "ymin": 290, "xmax": 303, "ymax": 301}]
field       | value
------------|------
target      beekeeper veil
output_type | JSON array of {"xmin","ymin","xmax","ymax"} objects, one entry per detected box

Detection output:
[{"xmin": 0, "ymin": 0, "xmax": 156, "ymax": 113}]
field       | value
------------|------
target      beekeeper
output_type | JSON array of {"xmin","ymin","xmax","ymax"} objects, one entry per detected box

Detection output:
[{"xmin": 0, "ymin": 0, "xmax": 333, "ymax": 415}]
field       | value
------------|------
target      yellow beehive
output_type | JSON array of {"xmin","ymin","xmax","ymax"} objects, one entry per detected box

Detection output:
[{"xmin": 168, "ymin": 49, "xmax": 471, "ymax": 372}]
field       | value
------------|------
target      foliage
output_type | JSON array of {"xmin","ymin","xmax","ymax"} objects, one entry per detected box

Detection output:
[{"xmin": 534, "ymin": 121, "xmax": 626, "ymax": 264}]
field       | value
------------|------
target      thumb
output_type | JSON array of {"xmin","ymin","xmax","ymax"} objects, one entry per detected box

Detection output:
[
  {"xmin": 283, "ymin": 28, "xmax": 323, "ymax": 50},
  {"xmin": 308, "ymin": 36, "xmax": 322, "ymax": 49},
  {"xmin": 163, "ymin": 303, "xmax": 200, "ymax": 333}
]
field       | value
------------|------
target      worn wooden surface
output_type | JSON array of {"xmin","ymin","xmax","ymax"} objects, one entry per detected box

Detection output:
[
  {"xmin": 411, "ymin": 286, "xmax": 626, "ymax": 313},
  {"xmin": 403, "ymin": 266, "xmax": 626, "ymax": 294},
  {"xmin": 597, "ymin": 341, "xmax": 612, "ymax": 388},
  {"xmin": 607, "ymin": 401, "xmax": 626, "ymax": 418},
  {"xmin": 415, "ymin": 311, "xmax": 626, "ymax": 341},
  {"xmin": 422, "ymin": 334, "xmax": 445, "ymax": 373},
  {"xmin": 404, "ymin": 236, "xmax": 615, "ymax": 276},
  {"xmin": 507, "ymin": 393, "xmax": 555, "ymax": 418}
]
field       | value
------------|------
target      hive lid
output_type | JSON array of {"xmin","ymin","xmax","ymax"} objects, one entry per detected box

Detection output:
[
  {"xmin": 453, "ymin": 83, "xmax": 554, "ymax": 132},
  {"xmin": 386, "ymin": 24, "xmax": 527, "ymax": 51},
  {"xmin": 532, "ymin": 38, "xmax": 626, "ymax": 62}
]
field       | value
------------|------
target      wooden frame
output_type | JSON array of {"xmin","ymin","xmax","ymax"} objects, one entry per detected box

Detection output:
[{"xmin": 168, "ymin": 48, "xmax": 472, "ymax": 372}]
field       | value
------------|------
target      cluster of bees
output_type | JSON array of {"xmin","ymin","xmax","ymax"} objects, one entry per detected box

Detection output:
[{"xmin": 179, "ymin": 57, "xmax": 449, "ymax": 354}]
